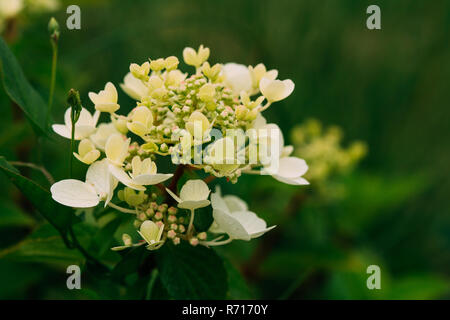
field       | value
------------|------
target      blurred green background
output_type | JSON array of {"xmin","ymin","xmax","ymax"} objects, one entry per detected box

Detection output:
[{"xmin": 0, "ymin": 0, "xmax": 449, "ymax": 299}]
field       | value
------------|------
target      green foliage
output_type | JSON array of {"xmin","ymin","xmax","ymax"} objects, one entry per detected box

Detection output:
[
  {"xmin": 0, "ymin": 157, "xmax": 79, "ymax": 237},
  {"xmin": 0, "ymin": 223, "xmax": 84, "ymax": 267},
  {"xmin": 0, "ymin": 37, "xmax": 49, "ymax": 135},
  {"xmin": 156, "ymin": 242, "xmax": 227, "ymax": 299}
]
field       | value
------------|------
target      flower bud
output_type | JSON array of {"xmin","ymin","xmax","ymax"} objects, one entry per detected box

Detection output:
[
  {"xmin": 48, "ymin": 17, "xmax": 60, "ymax": 42},
  {"xmin": 130, "ymin": 62, "xmax": 151, "ymax": 81},
  {"xmin": 164, "ymin": 56, "xmax": 179, "ymax": 70},
  {"xmin": 124, "ymin": 187, "xmax": 146, "ymax": 207},
  {"xmin": 198, "ymin": 83, "xmax": 215, "ymax": 102},
  {"xmin": 189, "ymin": 237, "xmax": 199, "ymax": 246},
  {"xmin": 235, "ymin": 105, "xmax": 248, "ymax": 120},
  {"xmin": 185, "ymin": 111, "xmax": 210, "ymax": 137},
  {"xmin": 150, "ymin": 58, "xmax": 165, "ymax": 72},
  {"xmin": 122, "ymin": 234, "xmax": 132, "ymax": 246}
]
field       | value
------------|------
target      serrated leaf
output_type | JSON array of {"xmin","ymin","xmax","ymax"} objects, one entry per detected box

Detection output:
[
  {"xmin": 0, "ymin": 157, "xmax": 79, "ymax": 236},
  {"xmin": 0, "ymin": 37, "xmax": 49, "ymax": 135},
  {"xmin": 156, "ymin": 242, "xmax": 227, "ymax": 299}
]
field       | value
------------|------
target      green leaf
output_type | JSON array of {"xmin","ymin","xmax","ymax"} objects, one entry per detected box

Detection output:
[
  {"xmin": 0, "ymin": 157, "xmax": 79, "ymax": 236},
  {"xmin": 111, "ymin": 245, "xmax": 148, "ymax": 281},
  {"xmin": 386, "ymin": 274, "xmax": 450, "ymax": 300},
  {"xmin": 193, "ymin": 205, "xmax": 213, "ymax": 232},
  {"xmin": 223, "ymin": 259, "xmax": 253, "ymax": 299},
  {"xmin": 0, "ymin": 36, "xmax": 49, "ymax": 135},
  {"xmin": 0, "ymin": 201, "xmax": 34, "ymax": 228},
  {"xmin": 0, "ymin": 224, "xmax": 84, "ymax": 267},
  {"xmin": 156, "ymin": 242, "xmax": 227, "ymax": 299}
]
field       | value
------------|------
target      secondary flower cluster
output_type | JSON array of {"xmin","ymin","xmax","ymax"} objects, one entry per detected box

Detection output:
[
  {"xmin": 291, "ymin": 119, "xmax": 367, "ymax": 182},
  {"xmin": 50, "ymin": 45, "xmax": 309, "ymax": 250},
  {"xmin": 0, "ymin": 0, "xmax": 60, "ymax": 33}
]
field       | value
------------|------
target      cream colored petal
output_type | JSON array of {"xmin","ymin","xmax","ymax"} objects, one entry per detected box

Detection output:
[
  {"xmin": 132, "ymin": 173, "xmax": 173, "ymax": 186},
  {"xmin": 273, "ymin": 175, "xmax": 309, "ymax": 186},
  {"xmin": 165, "ymin": 188, "xmax": 182, "ymax": 203},
  {"xmin": 211, "ymin": 190, "xmax": 229, "ymax": 213},
  {"xmin": 212, "ymin": 208, "xmax": 250, "ymax": 241},
  {"xmin": 232, "ymin": 211, "xmax": 274, "ymax": 239},
  {"xmin": 52, "ymin": 124, "xmax": 72, "ymax": 139},
  {"xmin": 178, "ymin": 199, "xmax": 210, "ymax": 210},
  {"xmin": 179, "ymin": 179, "xmax": 210, "ymax": 202},
  {"xmin": 222, "ymin": 63, "xmax": 252, "ymax": 94},
  {"xmin": 105, "ymin": 134, "xmax": 130, "ymax": 166},
  {"xmin": 51, "ymin": 179, "xmax": 99, "ymax": 208},
  {"xmin": 223, "ymin": 195, "xmax": 248, "ymax": 212},
  {"xmin": 108, "ymin": 164, "xmax": 146, "ymax": 191},
  {"xmin": 276, "ymin": 157, "xmax": 308, "ymax": 179},
  {"xmin": 86, "ymin": 159, "xmax": 115, "ymax": 198}
]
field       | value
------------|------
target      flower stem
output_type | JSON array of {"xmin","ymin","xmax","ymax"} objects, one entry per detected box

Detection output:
[
  {"xmin": 187, "ymin": 208, "xmax": 195, "ymax": 236},
  {"xmin": 9, "ymin": 161, "xmax": 55, "ymax": 184},
  {"xmin": 47, "ymin": 39, "xmax": 58, "ymax": 126},
  {"xmin": 107, "ymin": 202, "xmax": 137, "ymax": 214},
  {"xmin": 199, "ymin": 237, "xmax": 233, "ymax": 247},
  {"xmin": 70, "ymin": 126, "xmax": 74, "ymax": 178}
]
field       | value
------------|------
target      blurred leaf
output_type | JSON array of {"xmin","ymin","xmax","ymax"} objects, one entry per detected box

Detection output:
[
  {"xmin": 156, "ymin": 242, "xmax": 227, "ymax": 299},
  {"xmin": 223, "ymin": 259, "xmax": 253, "ymax": 299},
  {"xmin": 0, "ymin": 224, "xmax": 84, "ymax": 267},
  {"xmin": 0, "ymin": 201, "xmax": 34, "ymax": 228},
  {"xmin": 0, "ymin": 157, "xmax": 79, "ymax": 237},
  {"xmin": 386, "ymin": 274, "xmax": 450, "ymax": 300},
  {"xmin": 0, "ymin": 260, "xmax": 47, "ymax": 299},
  {"xmin": 0, "ymin": 37, "xmax": 49, "ymax": 135}
]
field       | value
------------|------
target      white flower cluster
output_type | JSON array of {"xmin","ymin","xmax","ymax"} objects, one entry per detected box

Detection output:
[{"xmin": 50, "ymin": 45, "xmax": 309, "ymax": 250}]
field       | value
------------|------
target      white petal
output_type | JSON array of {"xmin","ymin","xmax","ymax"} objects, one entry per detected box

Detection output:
[
  {"xmin": 232, "ymin": 211, "xmax": 275, "ymax": 239},
  {"xmin": 178, "ymin": 200, "xmax": 210, "ymax": 210},
  {"xmin": 52, "ymin": 124, "xmax": 72, "ymax": 139},
  {"xmin": 223, "ymin": 195, "xmax": 248, "ymax": 212},
  {"xmin": 132, "ymin": 173, "xmax": 173, "ymax": 185},
  {"xmin": 108, "ymin": 164, "xmax": 146, "ymax": 191},
  {"xmin": 179, "ymin": 179, "xmax": 210, "ymax": 202},
  {"xmin": 212, "ymin": 208, "xmax": 250, "ymax": 241},
  {"xmin": 51, "ymin": 179, "xmax": 99, "ymax": 208},
  {"xmin": 165, "ymin": 188, "xmax": 182, "ymax": 203},
  {"xmin": 273, "ymin": 175, "xmax": 309, "ymax": 186},
  {"xmin": 222, "ymin": 63, "xmax": 253, "ymax": 94},
  {"xmin": 211, "ymin": 190, "xmax": 230, "ymax": 213},
  {"xmin": 276, "ymin": 157, "xmax": 308, "ymax": 179},
  {"xmin": 86, "ymin": 160, "xmax": 116, "ymax": 205}
]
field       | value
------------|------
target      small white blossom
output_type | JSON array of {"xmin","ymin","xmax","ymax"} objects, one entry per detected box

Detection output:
[
  {"xmin": 259, "ymin": 77, "xmax": 295, "ymax": 102},
  {"xmin": 210, "ymin": 188, "xmax": 275, "ymax": 240},
  {"xmin": 222, "ymin": 63, "xmax": 253, "ymax": 95},
  {"xmin": 109, "ymin": 156, "xmax": 172, "ymax": 191},
  {"xmin": 73, "ymin": 139, "xmax": 100, "ymax": 165},
  {"xmin": 52, "ymin": 107, "xmax": 99, "ymax": 140},
  {"xmin": 90, "ymin": 123, "xmax": 121, "ymax": 151},
  {"xmin": 138, "ymin": 220, "xmax": 164, "ymax": 250},
  {"xmin": 88, "ymin": 82, "xmax": 120, "ymax": 113},
  {"xmin": 183, "ymin": 45, "xmax": 210, "ymax": 68},
  {"xmin": 120, "ymin": 72, "xmax": 149, "ymax": 101},
  {"xmin": 127, "ymin": 106, "xmax": 153, "ymax": 137},
  {"xmin": 166, "ymin": 179, "xmax": 210, "ymax": 210},
  {"xmin": 105, "ymin": 133, "xmax": 130, "ymax": 166},
  {"xmin": 50, "ymin": 159, "xmax": 117, "ymax": 208}
]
